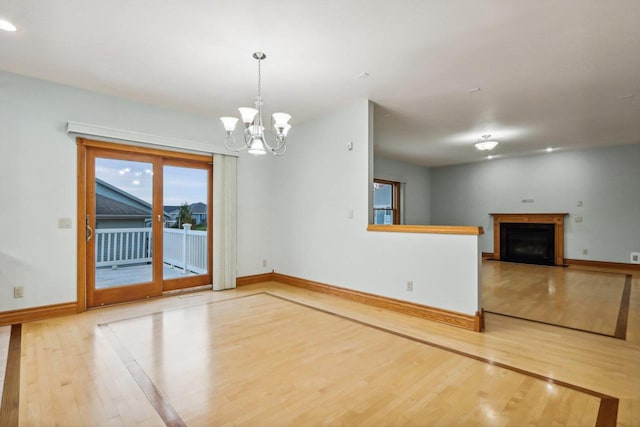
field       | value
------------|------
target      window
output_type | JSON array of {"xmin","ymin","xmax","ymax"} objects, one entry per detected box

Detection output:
[{"xmin": 373, "ymin": 179, "xmax": 400, "ymax": 224}]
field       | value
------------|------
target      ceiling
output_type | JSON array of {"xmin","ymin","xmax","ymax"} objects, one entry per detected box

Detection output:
[{"xmin": 1, "ymin": 0, "xmax": 639, "ymax": 167}]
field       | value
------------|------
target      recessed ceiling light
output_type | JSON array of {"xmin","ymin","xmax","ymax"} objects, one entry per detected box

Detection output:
[
  {"xmin": 619, "ymin": 94, "xmax": 635, "ymax": 99},
  {"xmin": 546, "ymin": 147, "xmax": 554, "ymax": 153},
  {"xmin": 475, "ymin": 134, "xmax": 499, "ymax": 151},
  {"xmin": 355, "ymin": 72, "xmax": 370, "ymax": 79},
  {"xmin": 0, "ymin": 19, "xmax": 17, "ymax": 32},
  {"xmin": 468, "ymin": 87, "xmax": 481, "ymax": 93}
]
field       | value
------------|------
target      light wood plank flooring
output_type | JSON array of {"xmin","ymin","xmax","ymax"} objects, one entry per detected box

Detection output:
[
  {"xmin": 482, "ymin": 261, "xmax": 630, "ymax": 337},
  {"xmin": 2, "ymin": 268, "xmax": 639, "ymax": 426}
]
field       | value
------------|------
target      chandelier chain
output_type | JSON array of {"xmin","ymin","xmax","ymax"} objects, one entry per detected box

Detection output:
[{"xmin": 257, "ymin": 57, "xmax": 262, "ymax": 98}]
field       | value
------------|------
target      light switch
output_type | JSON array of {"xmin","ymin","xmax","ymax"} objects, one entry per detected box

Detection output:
[
  {"xmin": 348, "ymin": 209, "xmax": 354, "ymax": 219},
  {"xmin": 58, "ymin": 218, "xmax": 72, "ymax": 228}
]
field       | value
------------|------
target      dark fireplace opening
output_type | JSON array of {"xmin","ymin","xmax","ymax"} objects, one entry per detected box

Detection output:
[{"xmin": 500, "ymin": 222, "xmax": 555, "ymax": 265}]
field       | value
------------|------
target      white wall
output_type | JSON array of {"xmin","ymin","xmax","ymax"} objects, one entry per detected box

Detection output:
[
  {"xmin": 0, "ymin": 71, "xmax": 481, "ymax": 317},
  {"xmin": 270, "ymin": 100, "xmax": 480, "ymax": 315},
  {"xmin": 374, "ymin": 155, "xmax": 431, "ymax": 224},
  {"xmin": 430, "ymin": 144, "xmax": 640, "ymax": 263},
  {"xmin": 0, "ymin": 71, "xmax": 271, "ymax": 312}
]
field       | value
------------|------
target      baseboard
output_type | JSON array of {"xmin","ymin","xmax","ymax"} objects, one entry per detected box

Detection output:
[
  {"xmin": 565, "ymin": 259, "xmax": 640, "ymax": 272},
  {"xmin": 481, "ymin": 252, "xmax": 494, "ymax": 259},
  {"xmin": 0, "ymin": 302, "xmax": 77, "ymax": 326},
  {"xmin": 236, "ymin": 272, "xmax": 275, "ymax": 287},
  {"xmin": 272, "ymin": 272, "xmax": 483, "ymax": 332}
]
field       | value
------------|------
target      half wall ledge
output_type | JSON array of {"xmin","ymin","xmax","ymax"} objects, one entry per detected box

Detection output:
[{"xmin": 367, "ymin": 224, "xmax": 484, "ymax": 235}]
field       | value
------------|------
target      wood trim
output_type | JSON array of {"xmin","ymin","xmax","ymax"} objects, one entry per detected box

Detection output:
[
  {"xmin": 236, "ymin": 273, "xmax": 276, "ymax": 287},
  {"xmin": 161, "ymin": 159, "xmax": 213, "ymax": 291},
  {"xmin": 0, "ymin": 302, "xmax": 76, "ymax": 327},
  {"xmin": 597, "ymin": 398, "xmax": 619, "ymax": 427},
  {"xmin": 490, "ymin": 213, "xmax": 568, "ymax": 266},
  {"xmin": 77, "ymin": 141, "xmax": 87, "ymax": 313},
  {"xmin": 272, "ymin": 273, "xmax": 483, "ymax": 331},
  {"xmin": 373, "ymin": 179, "xmax": 400, "ymax": 224},
  {"xmin": 565, "ymin": 258, "xmax": 640, "ymax": 272},
  {"xmin": 614, "ymin": 275, "xmax": 632, "ymax": 340},
  {"xmin": 100, "ymin": 324, "xmax": 187, "ymax": 427},
  {"xmin": 0, "ymin": 324, "xmax": 21, "ymax": 427},
  {"xmin": 77, "ymin": 137, "xmax": 212, "ymax": 163},
  {"xmin": 367, "ymin": 224, "xmax": 484, "ymax": 236}
]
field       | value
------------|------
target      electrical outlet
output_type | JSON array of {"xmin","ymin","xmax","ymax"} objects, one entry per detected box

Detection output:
[
  {"xmin": 406, "ymin": 280, "xmax": 413, "ymax": 292},
  {"xmin": 631, "ymin": 252, "xmax": 640, "ymax": 264},
  {"xmin": 574, "ymin": 216, "xmax": 583, "ymax": 223},
  {"xmin": 262, "ymin": 259, "xmax": 267, "ymax": 267},
  {"xmin": 13, "ymin": 286, "xmax": 24, "ymax": 298},
  {"xmin": 583, "ymin": 249, "xmax": 588, "ymax": 255}
]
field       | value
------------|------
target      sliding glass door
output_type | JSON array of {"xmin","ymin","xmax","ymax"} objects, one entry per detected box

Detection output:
[
  {"xmin": 162, "ymin": 162, "xmax": 211, "ymax": 291},
  {"xmin": 80, "ymin": 140, "xmax": 212, "ymax": 308}
]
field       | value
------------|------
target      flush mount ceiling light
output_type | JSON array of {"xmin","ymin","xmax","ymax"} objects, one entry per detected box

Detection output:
[
  {"xmin": 0, "ymin": 19, "xmax": 17, "ymax": 32},
  {"xmin": 475, "ymin": 134, "xmax": 499, "ymax": 151},
  {"xmin": 220, "ymin": 52, "xmax": 291, "ymax": 156}
]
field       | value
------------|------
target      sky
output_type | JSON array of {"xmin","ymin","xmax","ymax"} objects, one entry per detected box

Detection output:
[{"xmin": 95, "ymin": 158, "xmax": 207, "ymax": 206}]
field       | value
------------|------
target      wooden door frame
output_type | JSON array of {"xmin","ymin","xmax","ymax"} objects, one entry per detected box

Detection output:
[
  {"xmin": 76, "ymin": 138, "xmax": 213, "ymax": 312},
  {"xmin": 85, "ymin": 148, "xmax": 163, "ymax": 307},
  {"xmin": 373, "ymin": 179, "xmax": 401, "ymax": 225},
  {"xmin": 161, "ymin": 158, "xmax": 214, "ymax": 292}
]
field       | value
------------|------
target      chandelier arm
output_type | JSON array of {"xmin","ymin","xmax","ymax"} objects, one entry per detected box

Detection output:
[
  {"xmin": 261, "ymin": 134, "xmax": 287, "ymax": 152},
  {"xmin": 224, "ymin": 135, "xmax": 250, "ymax": 152},
  {"xmin": 271, "ymin": 143, "xmax": 287, "ymax": 156},
  {"xmin": 243, "ymin": 127, "xmax": 254, "ymax": 145}
]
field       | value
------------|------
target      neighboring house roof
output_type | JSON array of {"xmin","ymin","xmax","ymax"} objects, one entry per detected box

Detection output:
[
  {"xmin": 96, "ymin": 194, "xmax": 151, "ymax": 218},
  {"xmin": 190, "ymin": 202, "xmax": 207, "ymax": 215},
  {"xmin": 96, "ymin": 178, "xmax": 170, "ymax": 219},
  {"xmin": 163, "ymin": 203, "xmax": 207, "ymax": 215},
  {"xmin": 163, "ymin": 205, "xmax": 181, "ymax": 215}
]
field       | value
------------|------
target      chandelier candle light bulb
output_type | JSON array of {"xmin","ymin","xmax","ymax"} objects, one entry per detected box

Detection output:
[{"xmin": 221, "ymin": 52, "xmax": 292, "ymax": 156}]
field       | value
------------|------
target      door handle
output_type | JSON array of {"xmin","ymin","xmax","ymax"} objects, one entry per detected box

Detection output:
[{"xmin": 86, "ymin": 215, "xmax": 94, "ymax": 241}]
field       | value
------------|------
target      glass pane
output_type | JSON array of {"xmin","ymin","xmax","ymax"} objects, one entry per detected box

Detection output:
[
  {"xmin": 94, "ymin": 158, "xmax": 154, "ymax": 289},
  {"xmin": 374, "ymin": 209, "xmax": 394, "ymax": 225},
  {"xmin": 163, "ymin": 166, "xmax": 208, "ymax": 279},
  {"xmin": 373, "ymin": 182, "xmax": 393, "ymax": 224}
]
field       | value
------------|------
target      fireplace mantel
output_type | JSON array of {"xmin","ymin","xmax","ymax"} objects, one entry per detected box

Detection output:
[{"xmin": 489, "ymin": 213, "xmax": 569, "ymax": 266}]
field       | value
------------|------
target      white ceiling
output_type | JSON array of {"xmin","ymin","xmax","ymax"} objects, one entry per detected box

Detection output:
[{"xmin": 1, "ymin": 0, "xmax": 639, "ymax": 167}]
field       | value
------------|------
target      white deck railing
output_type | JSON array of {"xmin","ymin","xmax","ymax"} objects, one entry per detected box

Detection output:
[
  {"xmin": 95, "ymin": 228, "xmax": 152, "ymax": 267},
  {"xmin": 162, "ymin": 225, "xmax": 207, "ymax": 274},
  {"xmin": 95, "ymin": 225, "xmax": 207, "ymax": 274}
]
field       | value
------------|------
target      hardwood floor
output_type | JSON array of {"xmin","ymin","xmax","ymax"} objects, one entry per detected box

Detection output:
[
  {"xmin": 482, "ymin": 261, "xmax": 630, "ymax": 338},
  {"xmin": 1, "ymin": 267, "xmax": 639, "ymax": 426}
]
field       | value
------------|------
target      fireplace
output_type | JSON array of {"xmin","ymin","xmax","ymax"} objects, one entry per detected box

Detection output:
[
  {"xmin": 490, "ymin": 213, "xmax": 568, "ymax": 266},
  {"xmin": 500, "ymin": 222, "xmax": 555, "ymax": 265}
]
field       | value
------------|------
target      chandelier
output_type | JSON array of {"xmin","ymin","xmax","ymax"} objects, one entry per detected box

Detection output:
[
  {"xmin": 220, "ymin": 52, "xmax": 292, "ymax": 156},
  {"xmin": 475, "ymin": 134, "xmax": 499, "ymax": 151}
]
